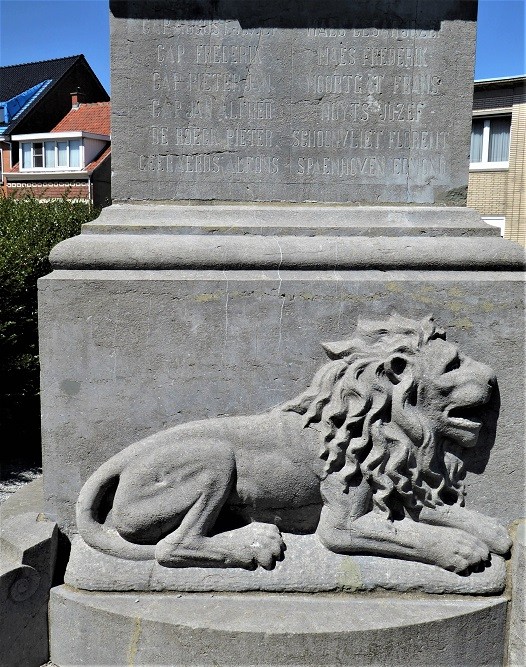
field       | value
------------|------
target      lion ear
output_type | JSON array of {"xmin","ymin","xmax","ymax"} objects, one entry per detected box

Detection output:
[
  {"xmin": 321, "ymin": 340, "xmax": 352, "ymax": 360},
  {"xmin": 384, "ymin": 355, "xmax": 410, "ymax": 384}
]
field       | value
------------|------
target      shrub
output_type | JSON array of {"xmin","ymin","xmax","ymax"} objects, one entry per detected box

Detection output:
[{"xmin": 0, "ymin": 195, "xmax": 100, "ymax": 465}]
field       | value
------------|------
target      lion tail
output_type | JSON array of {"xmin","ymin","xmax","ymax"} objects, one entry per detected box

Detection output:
[{"xmin": 76, "ymin": 454, "xmax": 156, "ymax": 561}]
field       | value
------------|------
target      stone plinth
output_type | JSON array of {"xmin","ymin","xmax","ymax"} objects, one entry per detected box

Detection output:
[
  {"xmin": 65, "ymin": 533, "xmax": 507, "ymax": 595},
  {"xmin": 50, "ymin": 587, "xmax": 508, "ymax": 666}
]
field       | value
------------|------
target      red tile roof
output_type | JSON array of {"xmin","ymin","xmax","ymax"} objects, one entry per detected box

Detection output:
[
  {"xmin": 86, "ymin": 145, "xmax": 111, "ymax": 174},
  {"xmin": 52, "ymin": 101, "xmax": 110, "ymax": 135}
]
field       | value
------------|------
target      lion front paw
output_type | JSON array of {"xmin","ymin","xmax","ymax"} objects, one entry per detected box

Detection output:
[
  {"xmin": 227, "ymin": 522, "xmax": 286, "ymax": 570},
  {"xmin": 476, "ymin": 519, "xmax": 512, "ymax": 556},
  {"xmin": 433, "ymin": 528, "xmax": 490, "ymax": 574}
]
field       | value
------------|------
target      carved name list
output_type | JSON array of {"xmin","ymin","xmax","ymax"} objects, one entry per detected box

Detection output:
[{"xmin": 110, "ymin": 2, "xmax": 476, "ymax": 202}]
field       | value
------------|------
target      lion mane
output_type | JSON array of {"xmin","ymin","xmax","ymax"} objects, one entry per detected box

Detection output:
[{"xmin": 282, "ymin": 313, "xmax": 466, "ymax": 520}]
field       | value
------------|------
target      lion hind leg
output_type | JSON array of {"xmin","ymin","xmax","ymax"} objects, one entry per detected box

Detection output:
[
  {"xmin": 155, "ymin": 506, "xmax": 285, "ymax": 570},
  {"xmin": 153, "ymin": 446, "xmax": 285, "ymax": 570}
]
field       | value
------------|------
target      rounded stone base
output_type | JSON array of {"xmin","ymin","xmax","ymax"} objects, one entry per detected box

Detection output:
[{"xmin": 50, "ymin": 586, "xmax": 507, "ymax": 666}]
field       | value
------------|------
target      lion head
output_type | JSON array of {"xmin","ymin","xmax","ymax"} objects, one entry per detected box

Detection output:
[{"xmin": 283, "ymin": 314, "xmax": 496, "ymax": 520}]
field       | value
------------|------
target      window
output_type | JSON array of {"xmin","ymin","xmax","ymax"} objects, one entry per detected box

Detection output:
[
  {"xmin": 57, "ymin": 142, "xmax": 68, "ymax": 167},
  {"xmin": 470, "ymin": 116, "xmax": 511, "ymax": 168},
  {"xmin": 33, "ymin": 142, "xmax": 43, "ymax": 168},
  {"xmin": 69, "ymin": 140, "xmax": 81, "ymax": 168},
  {"xmin": 20, "ymin": 140, "xmax": 83, "ymax": 170}
]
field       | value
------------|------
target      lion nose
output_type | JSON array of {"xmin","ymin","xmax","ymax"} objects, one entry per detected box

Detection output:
[
  {"xmin": 475, "ymin": 361, "xmax": 496, "ymax": 394},
  {"xmin": 486, "ymin": 367, "xmax": 497, "ymax": 387},
  {"xmin": 485, "ymin": 369, "xmax": 497, "ymax": 397}
]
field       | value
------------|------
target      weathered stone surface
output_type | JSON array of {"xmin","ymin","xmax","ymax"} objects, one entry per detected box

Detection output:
[
  {"xmin": 508, "ymin": 520, "xmax": 526, "ymax": 666},
  {"xmin": 49, "ymin": 586, "xmax": 508, "ymax": 666},
  {"xmin": 1, "ymin": 477, "xmax": 44, "ymax": 522},
  {"xmin": 83, "ymin": 204, "xmax": 501, "ymax": 237},
  {"xmin": 50, "ymin": 206, "xmax": 525, "ymax": 272},
  {"xmin": 50, "ymin": 228, "xmax": 525, "ymax": 271},
  {"xmin": 110, "ymin": 0, "xmax": 477, "ymax": 204},
  {"xmin": 39, "ymin": 269, "xmax": 525, "ymax": 537},
  {"xmin": 71, "ymin": 309, "xmax": 512, "ymax": 580},
  {"xmin": 0, "ymin": 483, "xmax": 58, "ymax": 667},
  {"xmin": 65, "ymin": 533, "xmax": 507, "ymax": 595}
]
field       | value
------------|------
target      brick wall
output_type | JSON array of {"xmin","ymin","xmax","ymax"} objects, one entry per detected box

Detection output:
[
  {"xmin": 6, "ymin": 181, "xmax": 89, "ymax": 200},
  {"xmin": 467, "ymin": 170, "xmax": 508, "ymax": 216},
  {"xmin": 0, "ymin": 141, "xmax": 11, "ymax": 196},
  {"xmin": 506, "ymin": 99, "xmax": 526, "ymax": 246},
  {"xmin": 468, "ymin": 81, "xmax": 526, "ymax": 247}
]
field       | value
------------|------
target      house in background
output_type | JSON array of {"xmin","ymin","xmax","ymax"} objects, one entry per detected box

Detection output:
[
  {"xmin": 0, "ymin": 54, "xmax": 109, "ymax": 203},
  {"xmin": 467, "ymin": 75, "xmax": 525, "ymax": 246},
  {"xmin": 6, "ymin": 94, "xmax": 111, "ymax": 208}
]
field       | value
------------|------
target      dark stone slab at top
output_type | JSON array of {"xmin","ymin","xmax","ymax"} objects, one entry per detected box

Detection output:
[{"xmin": 110, "ymin": 0, "xmax": 477, "ymax": 204}]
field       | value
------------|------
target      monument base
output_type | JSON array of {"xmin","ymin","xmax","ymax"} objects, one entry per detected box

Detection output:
[
  {"xmin": 49, "ymin": 587, "xmax": 507, "ymax": 666},
  {"xmin": 65, "ymin": 533, "xmax": 507, "ymax": 596},
  {"xmin": 40, "ymin": 202, "xmax": 524, "ymax": 666},
  {"xmin": 41, "ymin": 203, "xmax": 525, "ymax": 537}
]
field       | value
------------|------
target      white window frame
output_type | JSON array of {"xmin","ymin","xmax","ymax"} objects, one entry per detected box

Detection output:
[
  {"xmin": 470, "ymin": 115, "xmax": 511, "ymax": 171},
  {"xmin": 20, "ymin": 139, "xmax": 84, "ymax": 171},
  {"xmin": 482, "ymin": 216, "xmax": 505, "ymax": 236}
]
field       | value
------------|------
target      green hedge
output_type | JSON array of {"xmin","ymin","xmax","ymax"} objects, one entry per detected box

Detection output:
[{"xmin": 0, "ymin": 195, "xmax": 100, "ymax": 464}]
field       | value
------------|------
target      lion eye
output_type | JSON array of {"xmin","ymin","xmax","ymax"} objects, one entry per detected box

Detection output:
[
  {"xmin": 390, "ymin": 357, "xmax": 407, "ymax": 375},
  {"xmin": 444, "ymin": 356, "xmax": 461, "ymax": 373}
]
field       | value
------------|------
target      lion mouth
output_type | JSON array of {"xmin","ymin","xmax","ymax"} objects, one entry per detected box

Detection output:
[{"xmin": 446, "ymin": 404, "xmax": 486, "ymax": 431}]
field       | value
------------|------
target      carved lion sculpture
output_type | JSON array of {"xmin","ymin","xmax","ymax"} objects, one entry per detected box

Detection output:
[{"xmin": 77, "ymin": 313, "xmax": 511, "ymax": 573}]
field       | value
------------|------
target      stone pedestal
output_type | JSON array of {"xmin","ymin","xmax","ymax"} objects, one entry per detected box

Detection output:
[
  {"xmin": 0, "ymin": 481, "xmax": 58, "ymax": 667},
  {"xmin": 40, "ymin": 205, "xmax": 525, "ymax": 536},
  {"xmin": 50, "ymin": 588, "xmax": 508, "ymax": 667},
  {"xmin": 42, "ymin": 204, "xmax": 524, "ymax": 666}
]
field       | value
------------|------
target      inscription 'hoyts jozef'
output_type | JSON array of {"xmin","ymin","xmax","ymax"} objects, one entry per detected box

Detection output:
[{"xmin": 110, "ymin": 1, "xmax": 477, "ymax": 203}]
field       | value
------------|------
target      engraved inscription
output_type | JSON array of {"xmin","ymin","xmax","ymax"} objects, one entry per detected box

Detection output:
[
  {"xmin": 362, "ymin": 47, "xmax": 428, "ymax": 67},
  {"xmin": 139, "ymin": 154, "xmax": 279, "ymax": 176},
  {"xmin": 291, "ymin": 155, "xmax": 447, "ymax": 179},
  {"xmin": 196, "ymin": 44, "xmax": 262, "ymax": 65},
  {"xmin": 306, "ymin": 74, "xmax": 384, "ymax": 95},
  {"xmin": 123, "ymin": 12, "xmax": 466, "ymax": 197},
  {"xmin": 150, "ymin": 127, "xmax": 273, "ymax": 149},
  {"xmin": 292, "ymin": 129, "xmax": 384, "ymax": 149}
]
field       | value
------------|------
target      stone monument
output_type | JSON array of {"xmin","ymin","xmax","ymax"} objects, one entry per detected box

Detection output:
[{"xmin": 17, "ymin": 0, "xmax": 526, "ymax": 664}]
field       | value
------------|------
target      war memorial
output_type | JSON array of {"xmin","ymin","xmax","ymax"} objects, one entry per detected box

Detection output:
[{"xmin": 1, "ymin": 1, "xmax": 524, "ymax": 665}]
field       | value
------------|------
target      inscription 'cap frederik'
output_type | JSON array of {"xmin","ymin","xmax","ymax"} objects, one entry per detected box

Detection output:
[{"xmin": 110, "ymin": 0, "xmax": 478, "ymax": 205}]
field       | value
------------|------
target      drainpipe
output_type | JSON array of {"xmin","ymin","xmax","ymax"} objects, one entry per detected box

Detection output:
[{"xmin": 1, "ymin": 138, "xmax": 11, "ymax": 195}]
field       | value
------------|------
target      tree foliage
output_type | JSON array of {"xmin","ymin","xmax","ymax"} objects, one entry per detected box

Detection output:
[{"xmin": 0, "ymin": 195, "xmax": 99, "ymax": 464}]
